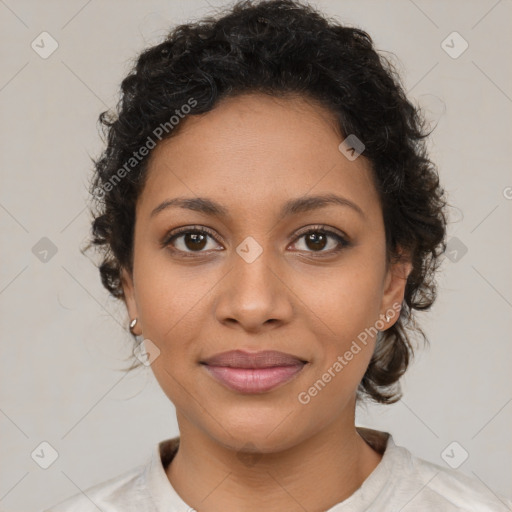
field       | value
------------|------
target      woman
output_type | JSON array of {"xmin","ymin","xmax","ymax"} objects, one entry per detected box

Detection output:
[{"xmin": 44, "ymin": 0, "xmax": 511, "ymax": 510}]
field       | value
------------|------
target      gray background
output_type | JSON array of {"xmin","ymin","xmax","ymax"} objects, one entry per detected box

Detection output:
[{"xmin": 0, "ymin": 0, "xmax": 511, "ymax": 510}]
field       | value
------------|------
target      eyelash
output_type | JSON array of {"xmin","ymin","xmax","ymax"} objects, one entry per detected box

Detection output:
[{"xmin": 162, "ymin": 224, "xmax": 350, "ymax": 258}]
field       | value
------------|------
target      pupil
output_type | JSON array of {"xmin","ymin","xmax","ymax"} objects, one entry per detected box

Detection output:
[
  {"xmin": 186, "ymin": 233, "xmax": 207, "ymax": 251},
  {"xmin": 307, "ymin": 232, "xmax": 326, "ymax": 251}
]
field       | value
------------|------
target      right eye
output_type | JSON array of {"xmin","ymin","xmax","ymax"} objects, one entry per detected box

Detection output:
[{"xmin": 163, "ymin": 226, "xmax": 224, "ymax": 255}]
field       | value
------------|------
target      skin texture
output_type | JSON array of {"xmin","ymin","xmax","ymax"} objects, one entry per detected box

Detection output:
[{"xmin": 121, "ymin": 92, "xmax": 412, "ymax": 511}]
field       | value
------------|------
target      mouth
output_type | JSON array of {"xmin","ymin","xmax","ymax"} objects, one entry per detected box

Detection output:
[{"xmin": 200, "ymin": 350, "xmax": 308, "ymax": 394}]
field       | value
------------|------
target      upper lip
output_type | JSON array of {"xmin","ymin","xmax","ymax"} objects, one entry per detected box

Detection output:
[{"xmin": 201, "ymin": 350, "xmax": 307, "ymax": 368}]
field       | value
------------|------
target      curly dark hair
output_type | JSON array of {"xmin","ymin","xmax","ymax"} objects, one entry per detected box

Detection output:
[{"xmin": 82, "ymin": 0, "xmax": 449, "ymax": 405}]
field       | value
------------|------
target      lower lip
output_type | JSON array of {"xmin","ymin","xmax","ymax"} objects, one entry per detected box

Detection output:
[{"xmin": 203, "ymin": 364, "xmax": 305, "ymax": 393}]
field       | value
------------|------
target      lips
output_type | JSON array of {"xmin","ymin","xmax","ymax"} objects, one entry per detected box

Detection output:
[
  {"xmin": 200, "ymin": 350, "xmax": 308, "ymax": 393},
  {"xmin": 201, "ymin": 350, "xmax": 307, "ymax": 368}
]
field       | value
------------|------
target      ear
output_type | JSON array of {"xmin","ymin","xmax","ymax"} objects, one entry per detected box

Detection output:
[
  {"xmin": 379, "ymin": 248, "xmax": 412, "ymax": 328},
  {"xmin": 120, "ymin": 267, "xmax": 142, "ymax": 335}
]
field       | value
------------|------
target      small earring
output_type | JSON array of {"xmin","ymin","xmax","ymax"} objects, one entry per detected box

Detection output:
[{"xmin": 129, "ymin": 318, "xmax": 138, "ymax": 335}]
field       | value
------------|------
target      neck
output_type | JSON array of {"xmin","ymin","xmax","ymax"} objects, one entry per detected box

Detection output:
[{"xmin": 166, "ymin": 409, "xmax": 384, "ymax": 511}]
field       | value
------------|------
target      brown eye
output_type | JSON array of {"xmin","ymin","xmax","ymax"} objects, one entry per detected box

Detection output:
[
  {"xmin": 304, "ymin": 232, "xmax": 328, "ymax": 251},
  {"xmin": 290, "ymin": 226, "xmax": 350, "ymax": 255},
  {"xmin": 163, "ymin": 227, "xmax": 222, "ymax": 255},
  {"xmin": 181, "ymin": 232, "xmax": 208, "ymax": 251}
]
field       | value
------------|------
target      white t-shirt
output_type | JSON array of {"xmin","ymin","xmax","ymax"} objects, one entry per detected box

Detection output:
[{"xmin": 42, "ymin": 427, "xmax": 512, "ymax": 511}]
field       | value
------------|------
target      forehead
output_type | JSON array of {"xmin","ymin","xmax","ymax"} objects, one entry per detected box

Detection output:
[{"xmin": 138, "ymin": 93, "xmax": 380, "ymax": 222}]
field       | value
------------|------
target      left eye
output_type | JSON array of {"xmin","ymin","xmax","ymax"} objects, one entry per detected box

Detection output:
[{"xmin": 290, "ymin": 228, "xmax": 349, "ymax": 254}]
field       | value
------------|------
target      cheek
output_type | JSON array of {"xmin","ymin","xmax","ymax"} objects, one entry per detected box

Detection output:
[
  {"xmin": 291, "ymin": 258, "xmax": 384, "ymax": 395},
  {"xmin": 296, "ymin": 257, "xmax": 384, "ymax": 342},
  {"xmin": 133, "ymin": 243, "xmax": 211, "ymax": 337}
]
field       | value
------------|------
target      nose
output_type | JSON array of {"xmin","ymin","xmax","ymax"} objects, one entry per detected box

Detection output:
[{"xmin": 214, "ymin": 245, "xmax": 294, "ymax": 333}]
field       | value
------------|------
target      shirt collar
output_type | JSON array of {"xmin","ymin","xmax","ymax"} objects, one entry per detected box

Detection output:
[{"xmin": 143, "ymin": 436, "xmax": 190, "ymax": 511}]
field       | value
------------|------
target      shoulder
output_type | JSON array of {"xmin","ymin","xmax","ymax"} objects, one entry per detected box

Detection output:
[
  {"xmin": 41, "ymin": 463, "xmax": 147, "ymax": 512},
  {"xmin": 41, "ymin": 436, "xmax": 181, "ymax": 512},
  {"xmin": 388, "ymin": 442, "xmax": 512, "ymax": 511}
]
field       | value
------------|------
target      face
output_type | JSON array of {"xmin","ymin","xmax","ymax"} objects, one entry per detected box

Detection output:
[{"xmin": 121, "ymin": 93, "xmax": 411, "ymax": 453}]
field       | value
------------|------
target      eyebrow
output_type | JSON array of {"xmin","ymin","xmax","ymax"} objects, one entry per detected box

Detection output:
[{"xmin": 150, "ymin": 193, "xmax": 365, "ymax": 220}]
